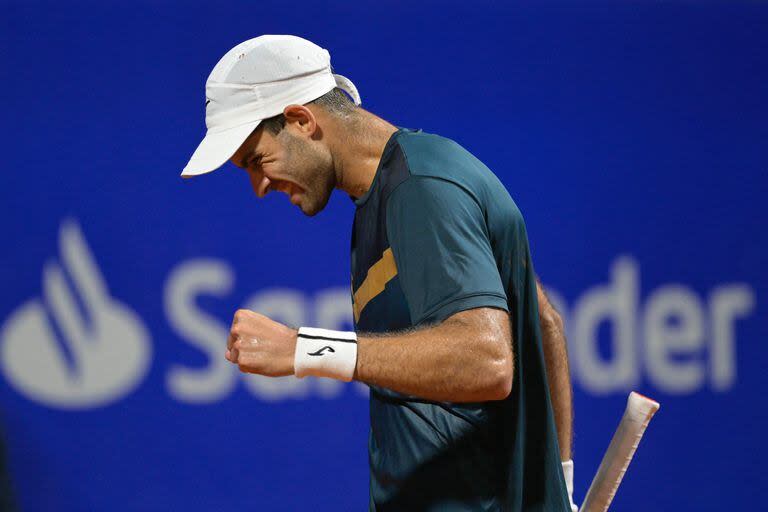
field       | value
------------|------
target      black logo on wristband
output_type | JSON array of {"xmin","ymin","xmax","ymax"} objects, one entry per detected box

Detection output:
[{"xmin": 308, "ymin": 346, "xmax": 335, "ymax": 356}]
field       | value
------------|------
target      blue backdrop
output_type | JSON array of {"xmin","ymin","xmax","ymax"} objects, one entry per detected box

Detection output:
[{"xmin": 2, "ymin": 1, "xmax": 766, "ymax": 510}]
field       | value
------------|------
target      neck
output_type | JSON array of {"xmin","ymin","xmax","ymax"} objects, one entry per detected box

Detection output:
[{"xmin": 327, "ymin": 110, "xmax": 398, "ymax": 199}]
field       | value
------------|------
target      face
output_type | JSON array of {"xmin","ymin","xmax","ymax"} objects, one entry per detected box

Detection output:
[{"xmin": 231, "ymin": 116, "xmax": 335, "ymax": 216}]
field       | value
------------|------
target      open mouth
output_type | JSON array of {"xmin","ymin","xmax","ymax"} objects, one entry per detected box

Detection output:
[{"xmin": 271, "ymin": 181, "xmax": 303, "ymax": 204}]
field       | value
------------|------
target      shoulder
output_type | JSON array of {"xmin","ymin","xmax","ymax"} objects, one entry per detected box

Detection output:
[
  {"xmin": 380, "ymin": 131, "xmax": 483, "ymax": 207},
  {"xmin": 394, "ymin": 130, "xmax": 487, "ymax": 183},
  {"xmin": 388, "ymin": 131, "xmax": 516, "ymax": 216}
]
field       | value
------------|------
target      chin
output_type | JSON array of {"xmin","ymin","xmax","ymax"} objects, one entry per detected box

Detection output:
[
  {"xmin": 300, "ymin": 205, "xmax": 323, "ymax": 217},
  {"xmin": 299, "ymin": 192, "xmax": 331, "ymax": 217}
]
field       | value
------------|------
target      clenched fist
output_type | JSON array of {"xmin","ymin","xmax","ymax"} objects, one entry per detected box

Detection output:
[{"xmin": 226, "ymin": 309, "xmax": 298, "ymax": 376}]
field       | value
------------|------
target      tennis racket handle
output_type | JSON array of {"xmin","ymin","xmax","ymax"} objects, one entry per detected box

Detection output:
[{"xmin": 581, "ymin": 392, "xmax": 660, "ymax": 512}]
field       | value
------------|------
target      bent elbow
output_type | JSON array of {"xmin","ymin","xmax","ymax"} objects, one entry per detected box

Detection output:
[{"xmin": 486, "ymin": 355, "xmax": 513, "ymax": 401}]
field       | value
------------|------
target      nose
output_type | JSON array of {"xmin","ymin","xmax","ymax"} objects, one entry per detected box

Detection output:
[{"xmin": 248, "ymin": 170, "xmax": 271, "ymax": 198}]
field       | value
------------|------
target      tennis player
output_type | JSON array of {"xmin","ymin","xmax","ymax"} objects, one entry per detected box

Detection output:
[{"xmin": 183, "ymin": 35, "xmax": 576, "ymax": 512}]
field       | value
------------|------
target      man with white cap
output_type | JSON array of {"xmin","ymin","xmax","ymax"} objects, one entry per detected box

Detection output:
[{"xmin": 183, "ymin": 35, "xmax": 576, "ymax": 512}]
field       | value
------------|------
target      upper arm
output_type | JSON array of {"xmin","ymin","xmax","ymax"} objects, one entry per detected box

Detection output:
[{"xmin": 386, "ymin": 176, "xmax": 509, "ymax": 325}]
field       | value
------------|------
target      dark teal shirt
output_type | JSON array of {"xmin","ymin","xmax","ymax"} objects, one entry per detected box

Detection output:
[{"xmin": 351, "ymin": 129, "xmax": 569, "ymax": 511}]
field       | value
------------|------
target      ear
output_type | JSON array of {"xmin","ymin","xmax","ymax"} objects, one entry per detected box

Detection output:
[{"xmin": 282, "ymin": 104, "xmax": 317, "ymax": 137}]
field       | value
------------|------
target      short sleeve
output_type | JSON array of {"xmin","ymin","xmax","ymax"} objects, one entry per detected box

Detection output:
[{"xmin": 386, "ymin": 176, "xmax": 508, "ymax": 325}]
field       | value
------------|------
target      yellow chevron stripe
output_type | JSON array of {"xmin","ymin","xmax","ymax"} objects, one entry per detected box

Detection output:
[{"xmin": 353, "ymin": 248, "xmax": 398, "ymax": 322}]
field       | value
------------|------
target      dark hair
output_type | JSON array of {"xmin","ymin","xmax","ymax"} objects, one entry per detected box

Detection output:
[{"xmin": 261, "ymin": 88, "xmax": 357, "ymax": 135}]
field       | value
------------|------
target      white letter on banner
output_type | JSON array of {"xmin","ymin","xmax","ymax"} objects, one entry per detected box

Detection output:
[
  {"xmin": 572, "ymin": 257, "xmax": 639, "ymax": 393},
  {"xmin": 165, "ymin": 259, "xmax": 237, "ymax": 403},
  {"xmin": 644, "ymin": 286, "xmax": 705, "ymax": 394},
  {"xmin": 709, "ymin": 285, "xmax": 755, "ymax": 391}
]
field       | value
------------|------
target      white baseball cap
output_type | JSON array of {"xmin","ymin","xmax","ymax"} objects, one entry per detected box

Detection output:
[{"xmin": 182, "ymin": 35, "xmax": 361, "ymax": 177}]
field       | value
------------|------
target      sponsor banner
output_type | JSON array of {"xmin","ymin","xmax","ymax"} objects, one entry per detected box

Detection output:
[{"xmin": 2, "ymin": 221, "xmax": 756, "ymax": 409}]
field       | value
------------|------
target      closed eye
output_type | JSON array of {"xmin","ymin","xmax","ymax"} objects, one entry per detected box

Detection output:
[{"xmin": 236, "ymin": 151, "xmax": 261, "ymax": 170}]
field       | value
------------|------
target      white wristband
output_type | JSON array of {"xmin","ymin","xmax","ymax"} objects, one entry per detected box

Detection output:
[
  {"xmin": 562, "ymin": 459, "xmax": 578, "ymax": 512},
  {"xmin": 294, "ymin": 327, "xmax": 358, "ymax": 381}
]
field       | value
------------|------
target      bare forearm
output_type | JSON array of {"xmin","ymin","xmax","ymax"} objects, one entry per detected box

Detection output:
[
  {"xmin": 541, "ymin": 312, "xmax": 573, "ymax": 459},
  {"xmin": 354, "ymin": 308, "xmax": 513, "ymax": 403},
  {"xmin": 538, "ymin": 283, "xmax": 574, "ymax": 460}
]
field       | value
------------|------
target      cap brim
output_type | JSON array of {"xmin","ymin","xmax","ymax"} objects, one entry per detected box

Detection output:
[{"xmin": 181, "ymin": 120, "xmax": 261, "ymax": 177}]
